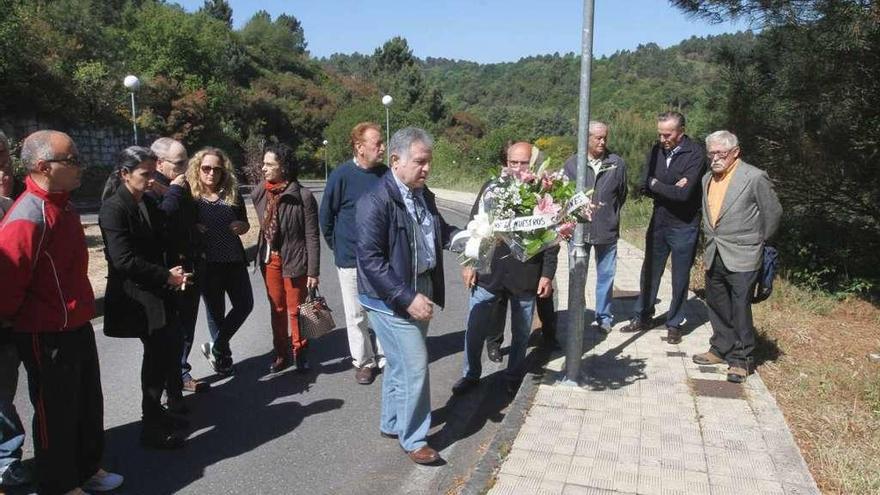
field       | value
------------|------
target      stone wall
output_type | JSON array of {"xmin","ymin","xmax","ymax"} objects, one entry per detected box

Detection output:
[{"xmin": 1, "ymin": 117, "xmax": 143, "ymax": 168}]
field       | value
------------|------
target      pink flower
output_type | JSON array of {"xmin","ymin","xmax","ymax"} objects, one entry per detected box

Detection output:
[
  {"xmin": 557, "ymin": 221, "xmax": 575, "ymax": 239},
  {"xmin": 533, "ymin": 193, "xmax": 561, "ymax": 217},
  {"xmin": 541, "ymin": 174, "xmax": 554, "ymax": 192}
]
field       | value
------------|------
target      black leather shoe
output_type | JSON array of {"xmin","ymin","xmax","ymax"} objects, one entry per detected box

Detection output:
[
  {"xmin": 666, "ymin": 327, "xmax": 682, "ymax": 344},
  {"xmin": 141, "ymin": 424, "xmax": 185, "ymax": 449},
  {"xmin": 486, "ymin": 344, "xmax": 503, "ymax": 363},
  {"xmin": 452, "ymin": 377, "xmax": 480, "ymax": 396}
]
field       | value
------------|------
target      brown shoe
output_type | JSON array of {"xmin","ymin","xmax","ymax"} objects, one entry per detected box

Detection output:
[
  {"xmin": 407, "ymin": 446, "xmax": 440, "ymax": 465},
  {"xmin": 355, "ymin": 365, "xmax": 376, "ymax": 385},
  {"xmin": 666, "ymin": 327, "xmax": 682, "ymax": 344},
  {"xmin": 727, "ymin": 366, "xmax": 748, "ymax": 383},
  {"xmin": 620, "ymin": 319, "xmax": 650, "ymax": 333},
  {"xmin": 692, "ymin": 351, "xmax": 725, "ymax": 365},
  {"xmin": 182, "ymin": 377, "xmax": 210, "ymax": 393}
]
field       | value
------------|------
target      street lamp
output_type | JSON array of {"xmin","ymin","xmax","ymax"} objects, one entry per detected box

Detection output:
[
  {"xmin": 381, "ymin": 94, "xmax": 393, "ymax": 151},
  {"xmin": 123, "ymin": 75, "xmax": 141, "ymax": 145},
  {"xmin": 322, "ymin": 139, "xmax": 329, "ymax": 182}
]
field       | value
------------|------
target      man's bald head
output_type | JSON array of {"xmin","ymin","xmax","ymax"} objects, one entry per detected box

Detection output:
[
  {"xmin": 21, "ymin": 131, "xmax": 76, "ymax": 172},
  {"xmin": 506, "ymin": 141, "xmax": 534, "ymax": 172}
]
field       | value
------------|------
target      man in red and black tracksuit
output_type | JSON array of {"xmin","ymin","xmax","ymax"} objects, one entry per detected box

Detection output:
[{"xmin": 0, "ymin": 131, "xmax": 122, "ymax": 495}]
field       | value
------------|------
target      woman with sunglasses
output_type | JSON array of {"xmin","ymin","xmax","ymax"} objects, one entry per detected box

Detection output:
[
  {"xmin": 186, "ymin": 148, "xmax": 253, "ymax": 376},
  {"xmin": 252, "ymin": 143, "xmax": 320, "ymax": 373},
  {"xmin": 100, "ymin": 146, "xmax": 189, "ymax": 449}
]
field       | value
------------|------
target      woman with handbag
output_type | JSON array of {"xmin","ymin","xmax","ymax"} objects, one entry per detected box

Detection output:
[
  {"xmin": 186, "ymin": 147, "xmax": 253, "ymax": 376},
  {"xmin": 100, "ymin": 146, "xmax": 189, "ymax": 449},
  {"xmin": 252, "ymin": 143, "xmax": 320, "ymax": 373}
]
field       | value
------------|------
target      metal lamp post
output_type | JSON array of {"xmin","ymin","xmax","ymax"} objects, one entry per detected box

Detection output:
[
  {"xmin": 322, "ymin": 139, "xmax": 329, "ymax": 182},
  {"xmin": 123, "ymin": 75, "xmax": 141, "ymax": 145},
  {"xmin": 563, "ymin": 0, "xmax": 597, "ymax": 385},
  {"xmin": 381, "ymin": 94, "xmax": 393, "ymax": 150}
]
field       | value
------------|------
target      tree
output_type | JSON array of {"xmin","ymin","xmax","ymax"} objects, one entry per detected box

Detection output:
[
  {"xmin": 201, "ymin": 0, "xmax": 233, "ymax": 27},
  {"xmin": 673, "ymin": 0, "xmax": 880, "ymax": 294}
]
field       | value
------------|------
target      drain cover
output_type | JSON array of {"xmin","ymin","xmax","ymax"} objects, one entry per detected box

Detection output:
[
  {"xmin": 667, "ymin": 351, "xmax": 686, "ymax": 357},
  {"xmin": 691, "ymin": 378, "xmax": 744, "ymax": 399}
]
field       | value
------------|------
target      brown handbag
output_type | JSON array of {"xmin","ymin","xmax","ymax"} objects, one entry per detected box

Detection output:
[{"xmin": 297, "ymin": 287, "xmax": 336, "ymax": 340}]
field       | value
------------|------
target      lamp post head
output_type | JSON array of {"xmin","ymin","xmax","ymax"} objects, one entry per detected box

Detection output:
[
  {"xmin": 322, "ymin": 140, "xmax": 328, "ymax": 146},
  {"xmin": 123, "ymin": 75, "xmax": 141, "ymax": 92},
  {"xmin": 381, "ymin": 95, "xmax": 393, "ymax": 107}
]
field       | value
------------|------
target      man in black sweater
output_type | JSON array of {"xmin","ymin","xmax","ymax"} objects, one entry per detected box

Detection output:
[
  {"xmin": 620, "ymin": 112, "xmax": 705, "ymax": 344},
  {"xmin": 453, "ymin": 142, "xmax": 559, "ymax": 397}
]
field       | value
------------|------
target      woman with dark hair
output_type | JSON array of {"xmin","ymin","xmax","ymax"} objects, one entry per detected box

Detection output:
[
  {"xmin": 99, "ymin": 146, "xmax": 188, "ymax": 449},
  {"xmin": 252, "ymin": 143, "xmax": 320, "ymax": 372},
  {"xmin": 187, "ymin": 147, "xmax": 253, "ymax": 375}
]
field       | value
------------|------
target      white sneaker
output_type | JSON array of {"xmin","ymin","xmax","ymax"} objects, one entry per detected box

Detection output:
[{"xmin": 82, "ymin": 469, "xmax": 124, "ymax": 492}]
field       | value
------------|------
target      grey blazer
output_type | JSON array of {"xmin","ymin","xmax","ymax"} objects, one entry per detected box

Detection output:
[{"xmin": 701, "ymin": 160, "xmax": 782, "ymax": 272}]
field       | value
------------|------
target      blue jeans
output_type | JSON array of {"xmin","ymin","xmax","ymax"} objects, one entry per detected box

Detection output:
[
  {"xmin": 0, "ymin": 342, "xmax": 24, "ymax": 472},
  {"xmin": 633, "ymin": 224, "xmax": 698, "ymax": 328},
  {"xmin": 201, "ymin": 262, "xmax": 254, "ymax": 359},
  {"xmin": 587, "ymin": 242, "xmax": 618, "ymax": 327},
  {"xmin": 367, "ymin": 273, "xmax": 433, "ymax": 452},
  {"xmin": 463, "ymin": 286, "xmax": 536, "ymax": 382}
]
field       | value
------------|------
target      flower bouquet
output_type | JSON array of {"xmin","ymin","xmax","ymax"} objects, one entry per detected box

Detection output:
[{"xmin": 451, "ymin": 160, "xmax": 596, "ymax": 272}]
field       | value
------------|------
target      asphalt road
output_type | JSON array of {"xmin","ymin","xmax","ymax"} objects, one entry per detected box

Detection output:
[{"xmin": 11, "ymin": 189, "xmax": 521, "ymax": 495}]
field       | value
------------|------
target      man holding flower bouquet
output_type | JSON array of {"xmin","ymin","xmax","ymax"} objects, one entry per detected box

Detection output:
[{"xmin": 454, "ymin": 142, "xmax": 560, "ymax": 398}]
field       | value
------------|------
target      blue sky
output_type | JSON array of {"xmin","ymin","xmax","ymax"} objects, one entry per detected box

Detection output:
[{"xmin": 176, "ymin": 0, "xmax": 752, "ymax": 63}]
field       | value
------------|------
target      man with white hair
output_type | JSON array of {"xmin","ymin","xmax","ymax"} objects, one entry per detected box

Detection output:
[
  {"xmin": 0, "ymin": 130, "xmax": 123, "ymax": 494},
  {"xmin": 356, "ymin": 127, "xmax": 459, "ymax": 465},
  {"xmin": 563, "ymin": 121, "xmax": 629, "ymax": 334},
  {"xmin": 146, "ymin": 137, "xmax": 210, "ymax": 398},
  {"xmin": 692, "ymin": 130, "xmax": 782, "ymax": 383}
]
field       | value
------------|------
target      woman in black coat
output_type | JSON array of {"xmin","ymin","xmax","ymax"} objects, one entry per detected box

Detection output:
[{"xmin": 99, "ymin": 146, "xmax": 189, "ymax": 449}]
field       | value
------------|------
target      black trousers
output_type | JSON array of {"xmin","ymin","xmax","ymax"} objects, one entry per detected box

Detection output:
[
  {"xmin": 14, "ymin": 324, "xmax": 104, "ymax": 495},
  {"xmin": 705, "ymin": 254, "xmax": 760, "ymax": 368},
  {"xmin": 486, "ymin": 293, "xmax": 556, "ymax": 347},
  {"xmin": 140, "ymin": 322, "xmax": 183, "ymax": 421}
]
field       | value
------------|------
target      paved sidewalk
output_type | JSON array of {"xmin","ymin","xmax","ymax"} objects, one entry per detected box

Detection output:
[
  {"xmin": 431, "ymin": 187, "xmax": 818, "ymax": 495},
  {"xmin": 488, "ymin": 240, "xmax": 820, "ymax": 495}
]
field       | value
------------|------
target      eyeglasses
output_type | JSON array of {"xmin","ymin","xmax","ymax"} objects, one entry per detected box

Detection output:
[
  {"xmin": 707, "ymin": 148, "xmax": 737, "ymax": 159},
  {"xmin": 46, "ymin": 156, "xmax": 82, "ymax": 168},
  {"xmin": 200, "ymin": 166, "xmax": 224, "ymax": 175}
]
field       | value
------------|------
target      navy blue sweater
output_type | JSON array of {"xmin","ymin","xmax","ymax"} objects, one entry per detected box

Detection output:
[{"xmin": 319, "ymin": 159, "xmax": 388, "ymax": 268}]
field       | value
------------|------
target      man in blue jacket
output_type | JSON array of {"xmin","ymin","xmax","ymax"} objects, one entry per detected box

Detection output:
[
  {"xmin": 320, "ymin": 122, "xmax": 388, "ymax": 385},
  {"xmin": 621, "ymin": 112, "xmax": 705, "ymax": 344},
  {"xmin": 356, "ymin": 127, "xmax": 459, "ymax": 465}
]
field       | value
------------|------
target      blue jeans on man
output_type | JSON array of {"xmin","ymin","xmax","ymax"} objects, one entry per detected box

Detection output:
[
  {"xmin": 586, "ymin": 242, "xmax": 618, "ymax": 328},
  {"xmin": 0, "ymin": 342, "xmax": 25, "ymax": 482},
  {"xmin": 633, "ymin": 224, "xmax": 698, "ymax": 328},
  {"xmin": 367, "ymin": 274, "xmax": 433, "ymax": 453},
  {"xmin": 463, "ymin": 286, "xmax": 537, "ymax": 382}
]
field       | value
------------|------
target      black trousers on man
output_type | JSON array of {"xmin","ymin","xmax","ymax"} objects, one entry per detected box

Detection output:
[
  {"xmin": 14, "ymin": 323, "xmax": 104, "ymax": 495},
  {"xmin": 705, "ymin": 254, "xmax": 760, "ymax": 368}
]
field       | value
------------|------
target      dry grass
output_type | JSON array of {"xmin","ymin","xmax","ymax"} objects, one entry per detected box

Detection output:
[{"xmin": 621, "ymin": 199, "xmax": 880, "ymax": 494}]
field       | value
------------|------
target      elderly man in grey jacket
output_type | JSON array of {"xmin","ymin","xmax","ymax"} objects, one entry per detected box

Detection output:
[{"xmin": 692, "ymin": 130, "xmax": 782, "ymax": 383}]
